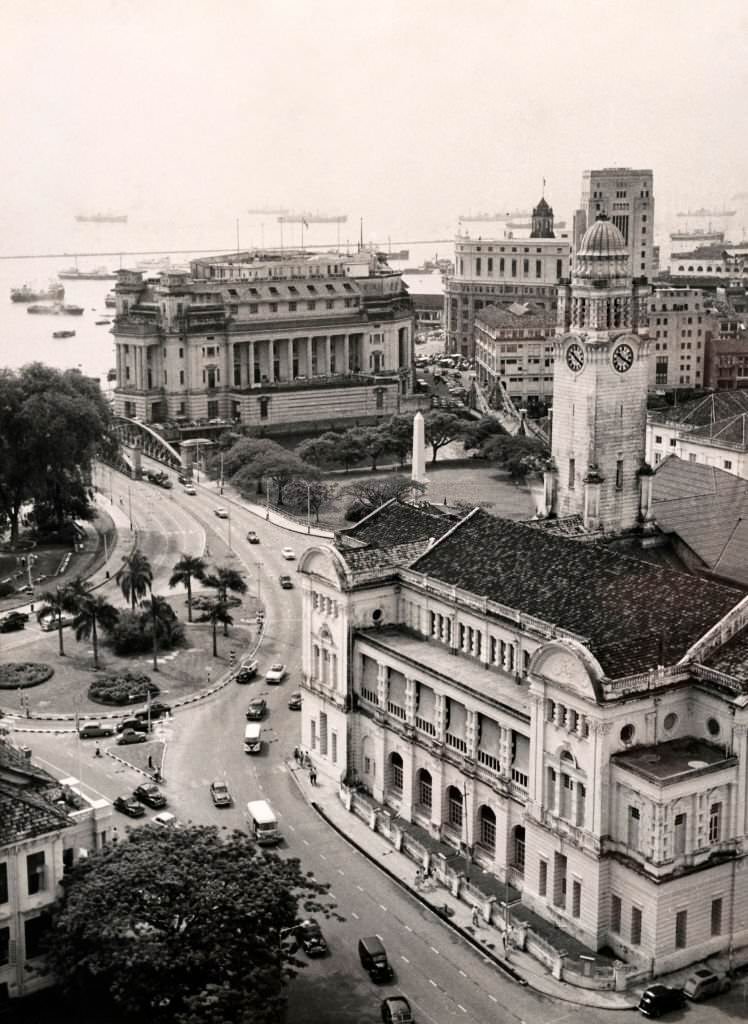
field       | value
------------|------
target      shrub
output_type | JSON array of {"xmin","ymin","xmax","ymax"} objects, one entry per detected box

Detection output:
[
  {"xmin": 88, "ymin": 670, "xmax": 159, "ymax": 706},
  {"xmin": 0, "ymin": 662, "xmax": 54, "ymax": 689},
  {"xmin": 108, "ymin": 607, "xmax": 185, "ymax": 656},
  {"xmin": 344, "ymin": 502, "xmax": 371, "ymax": 523}
]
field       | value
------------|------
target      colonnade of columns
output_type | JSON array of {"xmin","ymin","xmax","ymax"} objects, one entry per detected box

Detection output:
[{"xmin": 231, "ymin": 333, "xmax": 364, "ymax": 387}]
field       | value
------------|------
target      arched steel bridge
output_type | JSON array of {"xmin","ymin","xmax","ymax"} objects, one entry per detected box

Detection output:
[{"xmin": 112, "ymin": 417, "xmax": 182, "ymax": 472}]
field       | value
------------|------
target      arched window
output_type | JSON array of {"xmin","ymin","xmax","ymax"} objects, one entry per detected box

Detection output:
[
  {"xmin": 512, "ymin": 825, "xmax": 526, "ymax": 873},
  {"xmin": 479, "ymin": 805, "xmax": 496, "ymax": 852},
  {"xmin": 416, "ymin": 768, "xmax": 432, "ymax": 810},
  {"xmin": 446, "ymin": 785, "xmax": 463, "ymax": 829},
  {"xmin": 389, "ymin": 752, "xmax": 403, "ymax": 792}
]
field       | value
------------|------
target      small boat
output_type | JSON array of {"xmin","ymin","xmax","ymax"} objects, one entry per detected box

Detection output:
[
  {"xmin": 27, "ymin": 304, "xmax": 58, "ymax": 315},
  {"xmin": 61, "ymin": 304, "xmax": 84, "ymax": 315},
  {"xmin": 105, "ymin": 292, "xmax": 116, "ymax": 308},
  {"xmin": 53, "ymin": 330, "xmax": 76, "ymax": 339},
  {"xmin": 28, "ymin": 303, "xmax": 84, "ymax": 316},
  {"xmin": 95, "ymin": 319, "xmax": 111, "ymax": 325}
]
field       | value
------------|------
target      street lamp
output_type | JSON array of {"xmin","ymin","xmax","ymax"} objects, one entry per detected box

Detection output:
[{"xmin": 306, "ymin": 480, "xmax": 311, "ymax": 535}]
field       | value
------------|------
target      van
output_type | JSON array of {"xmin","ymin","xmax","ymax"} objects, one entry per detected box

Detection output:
[
  {"xmin": 244, "ymin": 722, "xmax": 263, "ymax": 754},
  {"xmin": 358, "ymin": 935, "xmax": 393, "ymax": 982},
  {"xmin": 246, "ymin": 799, "xmax": 281, "ymax": 845}
]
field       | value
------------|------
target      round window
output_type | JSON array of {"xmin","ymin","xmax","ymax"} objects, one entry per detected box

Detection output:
[
  {"xmin": 707, "ymin": 717, "xmax": 720, "ymax": 737},
  {"xmin": 620, "ymin": 723, "xmax": 635, "ymax": 744},
  {"xmin": 663, "ymin": 712, "xmax": 678, "ymax": 731},
  {"xmin": 372, "ymin": 609, "xmax": 382, "ymax": 622}
]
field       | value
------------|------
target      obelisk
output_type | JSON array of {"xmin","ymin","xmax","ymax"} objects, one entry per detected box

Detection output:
[{"xmin": 411, "ymin": 411, "xmax": 427, "ymax": 484}]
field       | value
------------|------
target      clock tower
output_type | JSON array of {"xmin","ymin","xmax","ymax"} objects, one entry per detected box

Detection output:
[{"xmin": 551, "ymin": 214, "xmax": 650, "ymax": 532}]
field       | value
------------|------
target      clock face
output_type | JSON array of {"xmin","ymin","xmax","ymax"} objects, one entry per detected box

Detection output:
[
  {"xmin": 566, "ymin": 343, "xmax": 585, "ymax": 373},
  {"xmin": 612, "ymin": 343, "xmax": 634, "ymax": 373}
]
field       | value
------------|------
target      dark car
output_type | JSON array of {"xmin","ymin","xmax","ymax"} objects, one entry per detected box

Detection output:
[
  {"xmin": 133, "ymin": 783, "xmax": 167, "ymax": 809},
  {"xmin": 246, "ymin": 530, "xmax": 260, "ymax": 543},
  {"xmin": 0, "ymin": 611, "xmax": 28, "ymax": 633},
  {"xmin": 236, "ymin": 660, "xmax": 258, "ymax": 684},
  {"xmin": 113, "ymin": 795, "xmax": 146, "ymax": 818},
  {"xmin": 117, "ymin": 729, "xmax": 147, "ymax": 745},
  {"xmin": 246, "ymin": 698, "xmax": 267, "ymax": 721},
  {"xmin": 381, "ymin": 996, "xmax": 413, "ymax": 1024},
  {"xmin": 288, "ymin": 691, "xmax": 303, "ymax": 711},
  {"xmin": 115, "ymin": 717, "xmax": 150, "ymax": 734},
  {"xmin": 296, "ymin": 919, "xmax": 327, "ymax": 957},
  {"xmin": 209, "ymin": 780, "xmax": 232, "ymax": 807},
  {"xmin": 279, "ymin": 575, "xmax": 294, "ymax": 589},
  {"xmin": 134, "ymin": 702, "xmax": 171, "ymax": 721},
  {"xmin": 358, "ymin": 936, "xmax": 393, "ymax": 982},
  {"xmin": 638, "ymin": 985, "xmax": 686, "ymax": 1018}
]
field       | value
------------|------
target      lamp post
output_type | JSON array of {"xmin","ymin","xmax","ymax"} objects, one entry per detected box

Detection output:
[
  {"xmin": 306, "ymin": 480, "xmax": 312, "ymax": 534},
  {"xmin": 127, "ymin": 485, "xmax": 133, "ymax": 531},
  {"xmin": 195, "ymin": 441, "xmax": 200, "ymax": 484},
  {"xmin": 227, "ymin": 511, "xmax": 232, "ymax": 554}
]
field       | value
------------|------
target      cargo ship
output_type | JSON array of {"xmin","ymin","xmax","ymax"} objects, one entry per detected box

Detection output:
[
  {"xmin": 277, "ymin": 213, "xmax": 347, "ymax": 224},
  {"xmin": 28, "ymin": 303, "xmax": 84, "ymax": 315},
  {"xmin": 11, "ymin": 282, "xmax": 65, "ymax": 302},
  {"xmin": 58, "ymin": 266, "xmax": 118, "ymax": 281},
  {"xmin": 676, "ymin": 208, "xmax": 736, "ymax": 218},
  {"xmin": 75, "ymin": 213, "xmax": 128, "ymax": 223},
  {"xmin": 458, "ymin": 210, "xmax": 531, "ymax": 222}
]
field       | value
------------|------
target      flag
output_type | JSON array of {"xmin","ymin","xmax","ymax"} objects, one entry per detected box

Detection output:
[{"xmin": 302, "ymin": 218, "xmax": 309, "ymax": 230}]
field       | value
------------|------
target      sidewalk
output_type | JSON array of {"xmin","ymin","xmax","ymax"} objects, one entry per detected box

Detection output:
[
  {"xmin": 193, "ymin": 477, "xmax": 334, "ymax": 540},
  {"xmin": 287, "ymin": 759, "xmax": 638, "ymax": 1011}
]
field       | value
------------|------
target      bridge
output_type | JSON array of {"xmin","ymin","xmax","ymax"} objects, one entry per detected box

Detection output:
[{"xmin": 112, "ymin": 417, "xmax": 183, "ymax": 473}]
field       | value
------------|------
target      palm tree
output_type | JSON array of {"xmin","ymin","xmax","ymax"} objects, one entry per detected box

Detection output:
[
  {"xmin": 204, "ymin": 566, "xmax": 248, "ymax": 636},
  {"xmin": 197, "ymin": 599, "xmax": 234, "ymax": 658},
  {"xmin": 72, "ymin": 594, "xmax": 119, "ymax": 670},
  {"xmin": 168, "ymin": 554, "xmax": 207, "ymax": 623},
  {"xmin": 36, "ymin": 584, "xmax": 77, "ymax": 657},
  {"xmin": 116, "ymin": 550, "xmax": 153, "ymax": 610},
  {"xmin": 140, "ymin": 594, "xmax": 174, "ymax": 672}
]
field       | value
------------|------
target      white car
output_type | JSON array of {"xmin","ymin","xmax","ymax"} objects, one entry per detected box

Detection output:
[
  {"xmin": 184, "ymin": 484, "xmax": 197, "ymax": 495},
  {"xmin": 281, "ymin": 547, "xmax": 296, "ymax": 560},
  {"xmin": 151, "ymin": 812, "xmax": 178, "ymax": 827},
  {"xmin": 214, "ymin": 507, "xmax": 229, "ymax": 519},
  {"xmin": 265, "ymin": 663, "xmax": 287, "ymax": 684}
]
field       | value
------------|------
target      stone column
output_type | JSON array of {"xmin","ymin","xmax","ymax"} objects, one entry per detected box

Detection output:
[
  {"xmin": 405, "ymin": 677, "xmax": 417, "ymax": 726},
  {"xmin": 287, "ymin": 338, "xmax": 295, "ymax": 380},
  {"xmin": 344, "ymin": 335, "xmax": 350, "ymax": 374},
  {"xmin": 734, "ymin": 724, "xmax": 748, "ymax": 837},
  {"xmin": 466, "ymin": 709, "xmax": 478, "ymax": 760},
  {"xmin": 325, "ymin": 336, "xmax": 332, "ymax": 376},
  {"xmin": 307, "ymin": 337, "xmax": 314, "ymax": 376},
  {"xmin": 248, "ymin": 342, "xmax": 255, "ymax": 387},
  {"xmin": 499, "ymin": 726, "xmax": 511, "ymax": 777},
  {"xmin": 435, "ymin": 694, "xmax": 447, "ymax": 743},
  {"xmin": 377, "ymin": 662, "xmax": 389, "ymax": 710},
  {"xmin": 268, "ymin": 339, "xmax": 275, "ymax": 381}
]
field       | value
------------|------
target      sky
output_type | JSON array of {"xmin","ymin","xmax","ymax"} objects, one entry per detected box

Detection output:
[{"xmin": 0, "ymin": 0, "xmax": 746, "ymax": 253}]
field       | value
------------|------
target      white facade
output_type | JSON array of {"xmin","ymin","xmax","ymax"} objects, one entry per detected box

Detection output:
[{"xmin": 648, "ymin": 287, "xmax": 707, "ymax": 390}]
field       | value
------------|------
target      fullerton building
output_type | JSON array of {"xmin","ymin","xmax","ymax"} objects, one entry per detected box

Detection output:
[{"xmin": 298, "ymin": 216, "xmax": 748, "ymax": 977}]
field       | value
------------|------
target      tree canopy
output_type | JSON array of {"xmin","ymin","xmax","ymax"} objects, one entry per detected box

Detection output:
[
  {"xmin": 481, "ymin": 434, "xmax": 551, "ymax": 478},
  {"xmin": 45, "ymin": 824, "xmax": 335, "ymax": 1024},
  {"xmin": 341, "ymin": 475, "xmax": 424, "ymax": 511},
  {"xmin": 423, "ymin": 411, "xmax": 465, "ymax": 463},
  {"xmin": 0, "ymin": 363, "xmax": 114, "ymax": 542}
]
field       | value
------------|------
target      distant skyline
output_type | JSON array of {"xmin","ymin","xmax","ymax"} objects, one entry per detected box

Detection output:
[{"xmin": 1, "ymin": 0, "xmax": 747, "ymax": 254}]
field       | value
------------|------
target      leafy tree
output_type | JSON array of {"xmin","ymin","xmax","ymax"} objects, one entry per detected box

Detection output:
[
  {"xmin": 423, "ymin": 411, "xmax": 465, "ymax": 463},
  {"xmin": 481, "ymin": 434, "xmax": 551, "ymax": 478},
  {"xmin": 169, "ymin": 554, "xmax": 207, "ymax": 623},
  {"xmin": 116, "ymin": 550, "xmax": 153, "ymax": 610},
  {"xmin": 198, "ymin": 598, "xmax": 234, "ymax": 656},
  {"xmin": 294, "ymin": 436, "xmax": 338, "ymax": 468},
  {"xmin": 341, "ymin": 475, "xmax": 425, "ymax": 511},
  {"xmin": 333, "ymin": 431, "xmax": 367, "ymax": 472},
  {"xmin": 222, "ymin": 437, "xmax": 287, "ymax": 480},
  {"xmin": 204, "ymin": 567, "xmax": 247, "ymax": 636},
  {"xmin": 45, "ymin": 824, "xmax": 335, "ymax": 1024},
  {"xmin": 71, "ymin": 592, "xmax": 119, "ymax": 670},
  {"xmin": 108, "ymin": 607, "xmax": 184, "ymax": 658},
  {"xmin": 233, "ymin": 450, "xmax": 311, "ymax": 506},
  {"xmin": 461, "ymin": 415, "xmax": 506, "ymax": 452},
  {"xmin": 381, "ymin": 414, "xmax": 415, "ymax": 468},
  {"xmin": 36, "ymin": 584, "xmax": 77, "ymax": 657},
  {"xmin": 283, "ymin": 478, "xmax": 338, "ymax": 523},
  {"xmin": 140, "ymin": 594, "xmax": 178, "ymax": 672},
  {"xmin": 350, "ymin": 426, "xmax": 390, "ymax": 471}
]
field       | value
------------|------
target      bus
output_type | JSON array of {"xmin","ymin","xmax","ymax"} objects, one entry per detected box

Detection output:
[{"xmin": 246, "ymin": 800, "xmax": 281, "ymax": 845}]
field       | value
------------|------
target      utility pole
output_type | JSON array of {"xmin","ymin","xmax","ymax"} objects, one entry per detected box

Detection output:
[
  {"xmin": 307, "ymin": 481, "xmax": 311, "ymax": 535},
  {"xmin": 219, "ymin": 451, "xmax": 224, "ymax": 495}
]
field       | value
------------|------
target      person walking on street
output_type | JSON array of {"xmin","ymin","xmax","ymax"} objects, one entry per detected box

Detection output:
[
  {"xmin": 309, "ymin": 765, "xmax": 317, "ymax": 786},
  {"xmin": 471, "ymin": 906, "xmax": 480, "ymax": 928}
]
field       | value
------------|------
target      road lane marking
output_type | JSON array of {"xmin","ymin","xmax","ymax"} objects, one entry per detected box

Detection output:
[
  {"xmin": 319, "ymin": 853, "xmax": 326, "ymax": 860},
  {"xmin": 404, "ymin": 924, "xmax": 412, "ymax": 932},
  {"xmin": 489, "ymin": 994, "xmax": 497, "ymax": 1003},
  {"xmin": 379, "ymin": 904, "xmax": 387, "ymax": 911},
  {"xmin": 357, "ymin": 885, "xmax": 364, "ymax": 892},
  {"xmin": 430, "ymin": 946, "xmax": 439, "ymax": 955},
  {"xmin": 287, "ymin": 824, "xmax": 295, "ymax": 831},
  {"xmin": 302, "ymin": 839, "xmax": 309, "ymax": 845},
  {"xmin": 337, "ymin": 868, "xmax": 344, "ymax": 875},
  {"xmin": 401, "ymin": 955, "xmax": 410, "ymax": 964},
  {"xmin": 457, "ymin": 1006, "xmax": 466, "ymax": 1014},
  {"xmin": 459, "ymin": 970, "xmax": 467, "ymax": 977},
  {"xmin": 351, "ymin": 912, "xmax": 359, "ymax": 920},
  {"xmin": 429, "ymin": 979, "xmax": 437, "ymax": 987}
]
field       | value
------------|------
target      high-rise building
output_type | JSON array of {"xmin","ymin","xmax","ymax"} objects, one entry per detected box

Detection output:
[{"xmin": 575, "ymin": 168, "xmax": 655, "ymax": 279}]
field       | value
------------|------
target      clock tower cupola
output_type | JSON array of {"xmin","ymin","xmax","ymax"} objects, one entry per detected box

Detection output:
[{"xmin": 551, "ymin": 214, "xmax": 650, "ymax": 532}]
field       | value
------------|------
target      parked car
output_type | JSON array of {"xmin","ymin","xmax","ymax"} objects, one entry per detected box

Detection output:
[
  {"xmin": 296, "ymin": 919, "xmax": 328, "ymax": 957},
  {"xmin": 117, "ymin": 729, "xmax": 147, "ymax": 745},
  {"xmin": 115, "ymin": 717, "xmax": 150, "ymax": 734},
  {"xmin": 177, "ymin": 474, "xmax": 190, "ymax": 485},
  {"xmin": 288, "ymin": 691, "xmax": 303, "ymax": 711},
  {"xmin": 134, "ymin": 702, "xmax": 171, "ymax": 721},
  {"xmin": 235, "ymin": 660, "xmax": 258, "ymax": 683},
  {"xmin": 683, "ymin": 968, "xmax": 731, "ymax": 1002},
  {"xmin": 279, "ymin": 575, "xmax": 293, "ymax": 589},
  {"xmin": 0, "ymin": 611, "xmax": 28, "ymax": 633},
  {"xmin": 133, "ymin": 783, "xmax": 167, "ymax": 809},
  {"xmin": 265, "ymin": 663, "xmax": 286, "ymax": 684},
  {"xmin": 78, "ymin": 721, "xmax": 115, "ymax": 739},
  {"xmin": 152, "ymin": 812, "xmax": 177, "ymax": 827},
  {"xmin": 39, "ymin": 613, "xmax": 75, "ymax": 632},
  {"xmin": 246, "ymin": 530, "xmax": 260, "ymax": 543},
  {"xmin": 209, "ymin": 780, "xmax": 232, "ymax": 807},
  {"xmin": 246, "ymin": 698, "xmax": 267, "ymax": 721},
  {"xmin": 113, "ymin": 795, "xmax": 146, "ymax": 818},
  {"xmin": 281, "ymin": 547, "xmax": 296, "ymax": 560},
  {"xmin": 214, "ymin": 507, "xmax": 229, "ymax": 518},
  {"xmin": 381, "ymin": 996, "xmax": 413, "ymax": 1024},
  {"xmin": 637, "ymin": 985, "xmax": 686, "ymax": 1018},
  {"xmin": 184, "ymin": 484, "xmax": 197, "ymax": 495}
]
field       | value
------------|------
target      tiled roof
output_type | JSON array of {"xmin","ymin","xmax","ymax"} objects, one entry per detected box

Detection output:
[
  {"xmin": 0, "ymin": 782, "xmax": 73, "ymax": 846},
  {"xmin": 652, "ymin": 456, "xmax": 748, "ymax": 586},
  {"xmin": 340, "ymin": 500, "xmax": 460, "ymax": 549},
  {"xmin": 704, "ymin": 624, "xmax": 748, "ymax": 683},
  {"xmin": 0, "ymin": 740, "xmax": 56, "ymax": 785},
  {"xmin": 689, "ymin": 413, "xmax": 748, "ymax": 448},
  {"xmin": 649, "ymin": 391, "xmax": 748, "ymax": 427},
  {"xmin": 409, "ymin": 509, "xmax": 741, "ymax": 678},
  {"xmin": 476, "ymin": 303, "xmax": 555, "ymax": 330}
]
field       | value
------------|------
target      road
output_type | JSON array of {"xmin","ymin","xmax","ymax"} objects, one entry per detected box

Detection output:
[{"xmin": 15, "ymin": 472, "xmax": 746, "ymax": 1023}]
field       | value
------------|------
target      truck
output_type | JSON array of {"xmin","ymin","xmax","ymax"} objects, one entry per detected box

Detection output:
[{"xmin": 246, "ymin": 800, "xmax": 281, "ymax": 845}]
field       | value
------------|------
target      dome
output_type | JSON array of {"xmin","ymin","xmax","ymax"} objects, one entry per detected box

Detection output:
[{"xmin": 578, "ymin": 215, "xmax": 626, "ymax": 258}]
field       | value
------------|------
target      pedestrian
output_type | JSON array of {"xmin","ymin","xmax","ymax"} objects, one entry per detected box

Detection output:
[
  {"xmin": 309, "ymin": 765, "xmax": 317, "ymax": 786},
  {"xmin": 95, "ymin": 745, "xmax": 102, "ymax": 758},
  {"xmin": 471, "ymin": 906, "xmax": 480, "ymax": 928},
  {"xmin": 415, "ymin": 867, "xmax": 423, "ymax": 887},
  {"xmin": 147, "ymin": 755, "xmax": 154, "ymax": 770}
]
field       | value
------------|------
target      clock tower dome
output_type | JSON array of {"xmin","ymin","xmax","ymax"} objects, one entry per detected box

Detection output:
[{"xmin": 551, "ymin": 215, "xmax": 650, "ymax": 532}]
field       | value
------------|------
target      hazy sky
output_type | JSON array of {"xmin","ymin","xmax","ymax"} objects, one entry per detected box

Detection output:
[{"xmin": 1, "ymin": 0, "xmax": 746, "ymax": 251}]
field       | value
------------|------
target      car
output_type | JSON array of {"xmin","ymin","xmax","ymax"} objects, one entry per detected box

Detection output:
[
  {"xmin": 279, "ymin": 575, "xmax": 294, "ymax": 589},
  {"xmin": 177, "ymin": 474, "xmax": 190, "ymax": 485},
  {"xmin": 78, "ymin": 721, "xmax": 115, "ymax": 739},
  {"xmin": 246, "ymin": 698, "xmax": 267, "ymax": 720},
  {"xmin": 0, "ymin": 611, "xmax": 28, "ymax": 633},
  {"xmin": 151, "ymin": 812, "xmax": 177, "ymax": 827},
  {"xmin": 113, "ymin": 795, "xmax": 146, "ymax": 818},
  {"xmin": 133, "ymin": 783, "xmax": 167, "ymax": 809},
  {"xmin": 115, "ymin": 717, "xmax": 150, "ymax": 734},
  {"xmin": 281, "ymin": 547, "xmax": 296, "ymax": 560},
  {"xmin": 134, "ymin": 702, "xmax": 171, "ymax": 721},
  {"xmin": 184, "ymin": 484, "xmax": 197, "ymax": 495},
  {"xmin": 116, "ymin": 729, "xmax": 147, "ymax": 745},
  {"xmin": 39, "ymin": 613, "xmax": 75, "ymax": 632},
  {"xmin": 637, "ymin": 985, "xmax": 686, "ymax": 1018},
  {"xmin": 683, "ymin": 968, "xmax": 731, "ymax": 1001},
  {"xmin": 296, "ymin": 919, "xmax": 328, "ymax": 957},
  {"xmin": 288, "ymin": 691, "xmax": 302, "ymax": 711},
  {"xmin": 265, "ymin": 663, "xmax": 286, "ymax": 684},
  {"xmin": 246, "ymin": 530, "xmax": 260, "ymax": 543},
  {"xmin": 381, "ymin": 996, "xmax": 413, "ymax": 1024},
  {"xmin": 209, "ymin": 780, "xmax": 232, "ymax": 807},
  {"xmin": 235, "ymin": 660, "xmax": 258, "ymax": 683},
  {"xmin": 214, "ymin": 507, "xmax": 229, "ymax": 518}
]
